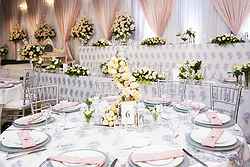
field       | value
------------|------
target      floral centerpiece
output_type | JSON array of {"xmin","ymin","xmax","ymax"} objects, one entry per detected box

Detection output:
[
  {"xmin": 179, "ymin": 60, "xmax": 204, "ymax": 81},
  {"xmin": 232, "ymin": 62, "xmax": 250, "ymax": 87},
  {"xmin": 34, "ymin": 23, "xmax": 56, "ymax": 41},
  {"xmin": 8, "ymin": 24, "xmax": 27, "ymax": 42},
  {"xmin": 211, "ymin": 34, "xmax": 244, "ymax": 46},
  {"xmin": 141, "ymin": 37, "xmax": 166, "ymax": 46},
  {"xmin": 92, "ymin": 39, "xmax": 111, "ymax": 47},
  {"xmin": 71, "ymin": 17, "xmax": 94, "ymax": 45},
  {"xmin": 83, "ymin": 98, "xmax": 95, "ymax": 123},
  {"xmin": 20, "ymin": 44, "xmax": 45, "ymax": 62},
  {"xmin": 132, "ymin": 68, "xmax": 165, "ymax": 84},
  {"xmin": 111, "ymin": 15, "xmax": 135, "ymax": 44},
  {"xmin": 65, "ymin": 64, "xmax": 90, "ymax": 77},
  {"xmin": 100, "ymin": 62, "xmax": 109, "ymax": 75},
  {"xmin": 45, "ymin": 58, "xmax": 62, "ymax": 72},
  {"xmin": 0, "ymin": 46, "xmax": 8, "ymax": 57},
  {"xmin": 176, "ymin": 28, "xmax": 196, "ymax": 42},
  {"xmin": 102, "ymin": 53, "xmax": 141, "ymax": 126}
]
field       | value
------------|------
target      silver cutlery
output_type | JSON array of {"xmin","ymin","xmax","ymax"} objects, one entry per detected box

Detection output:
[
  {"xmin": 6, "ymin": 148, "xmax": 47, "ymax": 160},
  {"xmin": 182, "ymin": 149, "xmax": 208, "ymax": 167}
]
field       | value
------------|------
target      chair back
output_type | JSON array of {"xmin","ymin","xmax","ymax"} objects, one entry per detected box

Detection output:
[
  {"xmin": 210, "ymin": 84, "xmax": 242, "ymax": 123},
  {"xmin": 28, "ymin": 84, "xmax": 59, "ymax": 114},
  {"xmin": 94, "ymin": 78, "xmax": 119, "ymax": 97},
  {"xmin": 157, "ymin": 80, "xmax": 187, "ymax": 102}
]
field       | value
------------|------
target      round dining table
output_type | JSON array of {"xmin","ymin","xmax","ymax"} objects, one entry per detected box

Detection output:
[{"xmin": 0, "ymin": 100, "xmax": 250, "ymax": 167}]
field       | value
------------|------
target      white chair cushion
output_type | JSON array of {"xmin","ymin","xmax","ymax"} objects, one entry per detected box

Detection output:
[{"xmin": 4, "ymin": 100, "xmax": 30, "ymax": 110}]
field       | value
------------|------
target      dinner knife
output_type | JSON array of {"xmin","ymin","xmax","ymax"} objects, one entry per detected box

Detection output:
[
  {"xmin": 6, "ymin": 148, "xmax": 47, "ymax": 160},
  {"xmin": 182, "ymin": 149, "xmax": 208, "ymax": 167}
]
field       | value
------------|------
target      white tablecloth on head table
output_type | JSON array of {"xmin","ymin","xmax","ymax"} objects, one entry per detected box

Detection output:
[
  {"xmin": 0, "ymin": 102, "xmax": 250, "ymax": 167},
  {"xmin": 0, "ymin": 84, "xmax": 23, "ymax": 105}
]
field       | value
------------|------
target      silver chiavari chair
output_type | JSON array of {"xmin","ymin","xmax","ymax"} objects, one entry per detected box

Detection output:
[
  {"xmin": 94, "ymin": 78, "xmax": 119, "ymax": 97},
  {"xmin": 157, "ymin": 80, "xmax": 187, "ymax": 102},
  {"xmin": 210, "ymin": 84, "xmax": 242, "ymax": 123},
  {"xmin": 28, "ymin": 85, "xmax": 59, "ymax": 114}
]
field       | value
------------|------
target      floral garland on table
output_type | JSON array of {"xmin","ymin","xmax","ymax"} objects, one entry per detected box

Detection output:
[
  {"xmin": 65, "ymin": 64, "xmax": 90, "ymax": 77},
  {"xmin": 141, "ymin": 37, "xmax": 166, "ymax": 46},
  {"xmin": 132, "ymin": 68, "xmax": 165, "ymax": 84},
  {"xmin": 45, "ymin": 58, "xmax": 62, "ymax": 72},
  {"xmin": 0, "ymin": 46, "xmax": 8, "ymax": 57},
  {"xmin": 111, "ymin": 15, "xmax": 135, "ymax": 44},
  {"xmin": 8, "ymin": 24, "xmax": 27, "ymax": 42},
  {"xmin": 178, "ymin": 60, "xmax": 204, "ymax": 81},
  {"xmin": 20, "ymin": 44, "xmax": 45, "ymax": 67},
  {"xmin": 71, "ymin": 17, "xmax": 94, "ymax": 45},
  {"xmin": 34, "ymin": 23, "xmax": 56, "ymax": 41},
  {"xmin": 102, "ymin": 54, "xmax": 141, "ymax": 126},
  {"xmin": 100, "ymin": 62, "xmax": 109, "ymax": 75},
  {"xmin": 176, "ymin": 28, "xmax": 196, "ymax": 42},
  {"xmin": 211, "ymin": 34, "xmax": 244, "ymax": 46},
  {"xmin": 92, "ymin": 39, "xmax": 111, "ymax": 47}
]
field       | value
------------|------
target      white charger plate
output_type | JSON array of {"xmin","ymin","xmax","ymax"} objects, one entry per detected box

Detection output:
[
  {"xmin": 51, "ymin": 149, "xmax": 107, "ymax": 167},
  {"xmin": 2, "ymin": 130, "xmax": 48, "ymax": 148},
  {"xmin": 53, "ymin": 102, "xmax": 81, "ymax": 113},
  {"xmin": 130, "ymin": 146, "xmax": 184, "ymax": 167},
  {"xmin": 194, "ymin": 112, "xmax": 231, "ymax": 125},
  {"xmin": 174, "ymin": 104, "xmax": 191, "ymax": 111},
  {"xmin": 190, "ymin": 127, "xmax": 237, "ymax": 147},
  {"xmin": 14, "ymin": 113, "xmax": 46, "ymax": 125}
]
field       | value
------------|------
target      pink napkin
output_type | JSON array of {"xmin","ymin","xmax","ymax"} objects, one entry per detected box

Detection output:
[
  {"xmin": 22, "ymin": 114, "xmax": 43, "ymax": 125},
  {"xmin": 206, "ymin": 112, "xmax": 223, "ymax": 125},
  {"xmin": 48, "ymin": 155, "xmax": 104, "ymax": 166},
  {"xmin": 17, "ymin": 130, "xmax": 35, "ymax": 148},
  {"xmin": 131, "ymin": 149, "xmax": 184, "ymax": 162},
  {"xmin": 201, "ymin": 128, "xmax": 224, "ymax": 147},
  {"xmin": 54, "ymin": 101, "xmax": 79, "ymax": 110}
]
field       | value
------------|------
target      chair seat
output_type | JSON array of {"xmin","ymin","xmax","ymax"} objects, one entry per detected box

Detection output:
[{"xmin": 4, "ymin": 100, "xmax": 30, "ymax": 110}]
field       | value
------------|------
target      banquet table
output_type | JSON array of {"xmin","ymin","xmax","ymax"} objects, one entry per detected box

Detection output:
[
  {"xmin": 33, "ymin": 71, "xmax": 250, "ymax": 144},
  {"xmin": 0, "ymin": 101, "xmax": 250, "ymax": 167},
  {"xmin": 79, "ymin": 43, "xmax": 250, "ymax": 82}
]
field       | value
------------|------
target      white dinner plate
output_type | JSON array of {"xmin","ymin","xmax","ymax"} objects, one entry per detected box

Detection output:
[
  {"xmin": 51, "ymin": 149, "xmax": 107, "ymax": 167},
  {"xmin": 1, "ymin": 130, "xmax": 48, "ymax": 148},
  {"xmin": 174, "ymin": 104, "xmax": 191, "ymax": 111},
  {"xmin": 53, "ymin": 101, "xmax": 81, "ymax": 113},
  {"xmin": 130, "ymin": 146, "xmax": 184, "ymax": 167},
  {"xmin": 14, "ymin": 113, "xmax": 46, "ymax": 125},
  {"xmin": 190, "ymin": 127, "xmax": 237, "ymax": 147},
  {"xmin": 194, "ymin": 111, "xmax": 231, "ymax": 125}
]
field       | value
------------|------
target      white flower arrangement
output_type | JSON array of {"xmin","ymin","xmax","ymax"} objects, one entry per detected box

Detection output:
[
  {"xmin": 176, "ymin": 28, "xmax": 196, "ymax": 42},
  {"xmin": 179, "ymin": 60, "xmax": 204, "ymax": 81},
  {"xmin": 100, "ymin": 62, "xmax": 109, "ymax": 75},
  {"xmin": 71, "ymin": 17, "xmax": 94, "ymax": 45},
  {"xmin": 211, "ymin": 34, "xmax": 244, "ymax": 46},
  {"xmin": 111, "ymin": 15, "xmax": 135, "ymax": 44},
  {"xmin": 20, "ymin": 44, "xmax": 45, "ymax": 61},
  {"xmin": 9, "ymin": 24, "xmax": 27, "ymax": 42},
  {"xmin": 132, "ymin": 68, "xmax": 165, "ymax": 84},
  {"xmin": 232, "ymin": 62, "xmax": 250, "ymax": 77},
  {"xmin": 0, "ymin": 46, "xmax": 8, "ymax": 57},
  {"xmin": 92, "ymin": 39, "xmax": 111, "ymax": 47},
  {"xmin": 45, "ymin": 58, "xmax": 62, "ymax": 72},
  {"xmin": 141, "ymin": 37, "xmax": 166, "ymax": 46},
  {"xmin": 34, "ymin": 23, "xmax": 56, "ymax": 41},
  {"xmin": 65, "ymin": 64, "xmax": 90, "ymax": 77}
]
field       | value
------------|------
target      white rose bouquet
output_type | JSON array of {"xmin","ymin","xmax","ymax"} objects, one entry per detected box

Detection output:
[
  {"xmin": 211, "ymin": 34, "xmax": 244, "ymax": 46},
  {"xmin": 179, "ymin": 60, "xmax": 204, "ymax": 81},
  {"xmin": 71, "ymin": 17, "xmax": 94, "ymax": 45},
  {"xmin": 0, "ymin": 46, "xmax": 8, "ymax": 57},
  {"xmin": 45, "ymin": 58, "xmax": 62, "ymax": 72},
  {"xmin": 8, "ymin": 24, "xmax": 27, "ymax": 42},
  {"xmin": 34, "ymin": 23, "xmax": 56, "ymax": 41},
  {"xmin": 111, "ymin": 15, "xmax": 135, "ymax": 44},
  {"xmin": 20, "ymin": 44, "xmax": 45, "ymax": 60},
  {"xmin": 92, "ymin": 39, "xmax": 111, "ymax": 47},
  {"xmin": 141, "ymin": 37, "xmax": 166, "ymax": 46},
  {"xmin": 132, "ymin": 68, "xmax": 165, "ymax": 84},
  {"xmin": 65, "ymin": 64, "xmax": 90, "ymax": 77}
]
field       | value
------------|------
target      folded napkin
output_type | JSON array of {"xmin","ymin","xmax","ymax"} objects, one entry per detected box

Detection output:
[
  {"xmin": 17, "ymin": 130, "xmax": 35, "ymax": 148},
  {"xmin": 20, "ymin": 113, "xmax": 43, "ymax": 125},
  {"xmin": 131, "ymin": 149, "xmax": 184, "ymax": 162},
  {"xmin": 206, "ymin": 112, "xmax": 223, "ymax": 125},
  {"xmin": 53, "ymin": 101, "xmax": 79, "ymax": 111},
  {"xmin": 48, "ymin": 155, "xmax": 104, "ymax": 166},
  {"xmin": 201, "ymin": 128, "xmax": 224, "ymax": 147}
]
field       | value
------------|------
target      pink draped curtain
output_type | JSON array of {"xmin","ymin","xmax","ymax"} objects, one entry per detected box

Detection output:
[
  {"xmin": 93, "ymin": 0, "xmax": 119, "ymax": 40},
  {"xmin": 139, "ymin": 0, "xmax": 174, "ymax": 36},
  {"xmin": 212, "ymin": 0, "xmax": 250, "ymax": 34},
  {"xmin": 54, "ymin": 0, "xmax": 81, "ymax": 63}
]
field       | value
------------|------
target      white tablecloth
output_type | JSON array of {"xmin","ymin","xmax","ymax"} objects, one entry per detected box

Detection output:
[
  {"xmin": 0, "ymin": 84, "xmax": 23, "ymax": 105},
  {"xmin": 0, "ymin": 103, "xmax": 249, "ymax": 167},
  {"xmin": 79, "ymin": 44, "xmax": 250, "ymax": 81}
]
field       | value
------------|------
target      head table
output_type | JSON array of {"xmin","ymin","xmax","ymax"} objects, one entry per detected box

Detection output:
[{"xmin": 0, "ymin": 100, "xmax": 250, "ymax": 167}]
